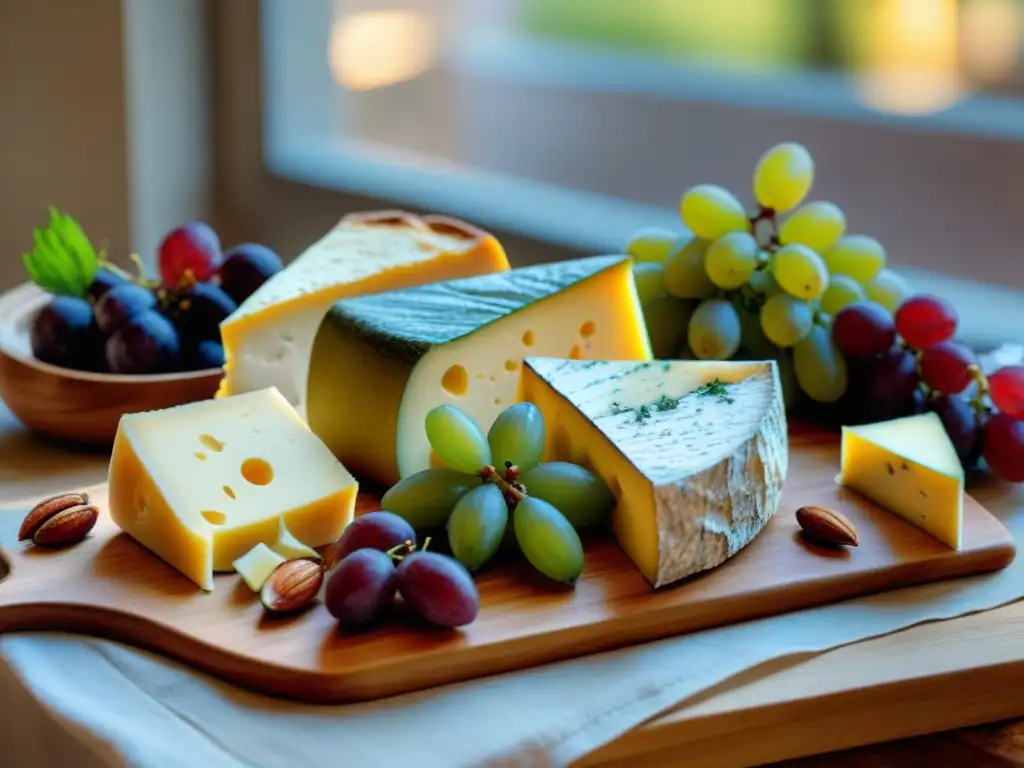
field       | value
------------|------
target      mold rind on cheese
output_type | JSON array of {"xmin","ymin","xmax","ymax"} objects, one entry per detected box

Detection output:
[{"xmin": 521, "ymin": 358, "xmax": 788, "ymax": 588}]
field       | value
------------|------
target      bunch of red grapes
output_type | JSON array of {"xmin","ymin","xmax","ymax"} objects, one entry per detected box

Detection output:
[
  {"xmin": 832, "ymin": 296, "xmax": 1024, "ymax": 482},
  {"xmin": 30, "ymin": 223, "xmax": 283, "ymax": 375}
]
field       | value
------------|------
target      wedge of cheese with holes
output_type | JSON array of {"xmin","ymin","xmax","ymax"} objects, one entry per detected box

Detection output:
[
  {"xmin": 108, "ymin": 387, "xmax": 357, "ymax": 591},
  {"xmin": 306, "ymin": 255, "xmax": 652, "ymax": 487},
  {"xmin": 520, "ymin": 358, "xmax": 787, "ymax": 588},
  {"xmin": 218, "ymin": 210, "xmax": 510, "ymax": 414},
  {"xmin": 839, "ymin": 412, "xmax": 964, "ymax": 549}
]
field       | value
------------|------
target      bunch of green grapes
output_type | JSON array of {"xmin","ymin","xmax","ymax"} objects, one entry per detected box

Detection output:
[
  {"xmin": 624, "ymin": 142, "xmax": 913, "ymax": 407},
  {"xmin": 377, "ymin": 403, "xmax": 616, "ymax": 586}
]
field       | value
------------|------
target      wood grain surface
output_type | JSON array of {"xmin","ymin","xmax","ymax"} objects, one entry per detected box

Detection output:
[
  {"xmin": 0, "ymin": 427, "xmax": 1013, "ymax": 705},
  {"xmin": 0, "ymin": 283, "xmax": 222, "ymax": 446}
]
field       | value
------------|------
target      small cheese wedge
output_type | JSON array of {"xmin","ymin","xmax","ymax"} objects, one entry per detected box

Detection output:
[
  {"xmin": 233, "ymin": 543, "xmax": 286, "ymax": 592},
  {"xmin": 108, "ymin": 388, "xmax": 358, "ymax": 591},
  {"xmin": 520, "ymin": 358, "xmax": 788, "ymax": 588},
  {"xmin": 839, "ymin": 412, "xmax": 964, "ymax": 549},
  {"xmin": 272, "ymin": 518, "xmax": 321, "ymax": 561},
  {"xmin": 218, "ymin": 210, "xmax": 510, "ymax": 413},
  {"xmin": 306, "ymin": 255, "xmax": 652, "ymax": 486}
]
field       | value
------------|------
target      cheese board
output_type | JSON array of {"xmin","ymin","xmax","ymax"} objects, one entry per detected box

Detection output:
[{"xmin": 0, "ymin": 424, "xmax": 1013, "ymax": 705}]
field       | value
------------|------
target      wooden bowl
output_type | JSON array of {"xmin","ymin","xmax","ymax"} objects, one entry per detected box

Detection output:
[{"xmin": 0, "ymin": 283, "xmax": 223, "ymax": 447}]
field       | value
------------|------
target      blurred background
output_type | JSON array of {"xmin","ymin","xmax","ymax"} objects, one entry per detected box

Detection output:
[{"xmin": 2, "ymin": 0, "xmax": 1024, "ymax": 335}]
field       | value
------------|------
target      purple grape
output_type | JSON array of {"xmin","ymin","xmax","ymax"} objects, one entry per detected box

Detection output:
[
  {"xmin": 219, "ymin": 244, "xmax": 284, "ymax": 304},
  {"xmin": 832, "ymin": 301, "xmax": 896, "ymax": 361},
  {"xmin": 395, "ymin": 551, "xmax": 479, "ymax": 628},
  {"xmin": 187, "ymin": 339, "xmax": 225, "ymax": 370},
  {"xmin": 928, "ymin": 394, "xmax": 982, "ymax": 467},
  {"xmin": 175, "ymin": 283, "xmax": 237, "ymax": 340},
  {"xmin": 324, "ymin": 548, "xmax": 397, "ymax": 628},
  {"xmin": 865, "ymin": 348, "xmax": 919, "ymax": 406},
  {"xmin": 85, "ymin": 268, "xmax": 130, "ymax": 306},
  {"xmin": 30, "ymin": 296, "xmax": 94, "ymax": 370},
  {"xmin": 336, "ymin": 512, "xmax": 417, "ymax": 561},
  {"xmin": 93, "ymin": 283, "xmax": 157, "ymax": 334},
  {"xmin": 105, "ymin": 311, "xmax": 182, "ymax": 374}
]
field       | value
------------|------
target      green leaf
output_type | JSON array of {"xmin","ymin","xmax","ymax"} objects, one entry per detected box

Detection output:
[{"xmin": 20, "ymin": 207, "xmax": 99, "ymax": 298}]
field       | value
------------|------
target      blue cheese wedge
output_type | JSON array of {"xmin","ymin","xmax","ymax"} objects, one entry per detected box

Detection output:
[
  {"xmin": 306, "ymin": 256, "xmax": 652, "ymax": 487},
  {"xmin": 839, "ymin": 412, "xmax": 964, "ymax": 549},
  {"xmin": 520, "ymin": 358, "xmax": 788, "ymax": 588}
]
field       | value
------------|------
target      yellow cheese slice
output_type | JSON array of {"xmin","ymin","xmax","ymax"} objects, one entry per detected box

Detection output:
[
  {"xmin": 306, "ymin": 255, "xmax": 652, "ymax": 487},
  {"xmin": 839, "ymin": 412, "xmax": 964, "ymax": 549},
  {"xmin": 218, "ymin": 210, "xmax": 510, "ymax": 413},
  {"xmin": 520, "ymin": 358, "xmax": 787, "ymax": 588},
  {"xmin": 108, "ymin": 388, "xmax": 358, "ymax": 591}
]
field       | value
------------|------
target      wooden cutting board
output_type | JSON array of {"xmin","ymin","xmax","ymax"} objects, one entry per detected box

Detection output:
[{"xmin": 0, "ymin": 427, "xmax": 1014, "ymax": 704}]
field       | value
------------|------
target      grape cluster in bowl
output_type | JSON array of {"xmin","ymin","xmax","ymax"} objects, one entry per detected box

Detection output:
[{"xmin": 27, "ymin": 214, "xmax": 283, "ymax": 376}]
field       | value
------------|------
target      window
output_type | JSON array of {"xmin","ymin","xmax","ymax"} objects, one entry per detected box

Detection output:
[{"xmin": 260, "ymin": 0, "xmax": 1024, "ymax": 290}]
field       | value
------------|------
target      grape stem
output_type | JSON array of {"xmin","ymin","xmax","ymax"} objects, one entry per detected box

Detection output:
[
  {"xmin": 478, "ymin": 465, "xmax": 527, "ymax": 506},
  {"xmin": 99, "ymin": 253, "xmax": 161, "ymax": 289},
  {"xmin": 386, "ymin": 539, "xmax": 421, "ymax": 562}
]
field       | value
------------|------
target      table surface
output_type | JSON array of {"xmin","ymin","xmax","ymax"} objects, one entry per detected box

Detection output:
[{"xmin": 4, "ymin": 402, "xmax": 1024, "ymax": 767}]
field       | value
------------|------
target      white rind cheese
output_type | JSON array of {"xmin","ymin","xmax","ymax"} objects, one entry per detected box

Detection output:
[{"xmin": 521, "ymin": 358, "xmax": 788, "ymax": 588}]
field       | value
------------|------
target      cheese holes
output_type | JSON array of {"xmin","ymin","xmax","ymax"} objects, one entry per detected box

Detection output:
[
  {"xmin": 441, "ymin": 364, "xmax": 469, "ymax": 396},
  {"xmin": 202, "ymin": 510, "xmax": 227, "ymax": 526},
  {"xmin": 504, "ymin": 359, "xmax": 520, "ymax": 373},
  {"xmin": 200, "ymin": 434, "xmax": 225, "ymax": 452},
  {"xmin": 223, "ymin": 485, "xmax": 236, "ymax": 500},
  {"xmin": 579, "ymin": 320, "xmax": 596, "ymax": 338},
  {"xmin": 522, "ymin": 330, "xmax": 535, "ymax": 346},
  {"xmin": 241, "ymin": 458, "xmax": 274, "ymax": 486},
  {"xmin": 568, "ymin": 344, "xmax": 584, "ymax": 360},
  {"xmin": 194, "ymin": 452, "xmax": 207, "ymax": 461},
  {"xmin": 493, "ymin": 397, "xmax": 501, "ymax": 405}
]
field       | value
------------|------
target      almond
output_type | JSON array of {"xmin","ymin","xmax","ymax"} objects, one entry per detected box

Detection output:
[
  {"xmin": 260, "ymin": 559, "xmax": 325, "ymax": 613},
  {"xmin": 31, "ymin": 504, "xmax": 99, "ymax": 546},
  {"xmin": 19, "ymin": 492, "xmax": 91, "ymax": 542},
  {"xmin": 795, "ymin": 505, "xmax": 859, "ymax": 547}
]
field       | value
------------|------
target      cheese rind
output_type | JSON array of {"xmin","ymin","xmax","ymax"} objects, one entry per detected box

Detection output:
[
  {"xmin": 108, "ymin": 388, "xmax": 358, "ymax": 591},
  {"xmin": 307, "ymin": 255, "xmax": 652, "ymax": 487},
  {"xmin": 520, "ymin": 358, "xmax": 788, "ymax": 588},
  {"xmin": 839, "ymin": 412, "xmax": 964, "ymax": 549},
  {"xmin": 218, "ymin": 211, "xmax": 510, "ymax": 413}
]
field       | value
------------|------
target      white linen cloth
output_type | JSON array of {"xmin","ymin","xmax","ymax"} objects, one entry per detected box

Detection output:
[{"xmin": 1, "ymin": 504, "xmax": 1022, "ymax": 768}]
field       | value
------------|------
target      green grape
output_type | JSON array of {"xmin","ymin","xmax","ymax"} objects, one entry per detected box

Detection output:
[
  {"xmin": 425, "ymin": 405, "xmax": 491, "ymax": 473},
  {"xmin": 819, "ymin": 273, "xmax": 865, "ymax": 316},
  {"xmin": 687, "ymin": 299, "xmax": 741, "ymax": 360},
  {"xmin": 760, "ymin": 293, "xmax": 813, "ymax": 348},
  {"xmin": 679, "ymin": 184, "xmax": 749, "ymax": 240},
  {"xmin": 864, "ymin": 268, "xmax": 911, "ymax": 313},
  {"xmin": 752, "ymin": 142, "xmax": 814, "ymax": 213},
  {"xmin": 748, "ymin": 268, "xmax": 781, "ymax": 298},
  {"xmin": 663, "ymin": 236, "xmax": 717, "ymax": 299},
  {"xmin": 625, "ymin": 227, "xmax": 678, "ymax": 264},
  {"xmin": 488, "ymin": 402, "xmax": 545, "ymax": 473},
  {"xmin": 632, "ymin": 262, "xmax": 666, "ymax": 305},
  {"xmin": 642, "ymin": 295, "xmax": 694, "ymax": 359},
  {"xmin": 519, "ymin": 462, "xmax": 615, "ymax": 530},
  {"xmin": 734, "ymin": 300, "xmax": 776, "ymax": 357},
  {"xmin": 514, "ymin": 496, "xmax": 585, "ymax": 585},
  {"xmin": 772, "ymin": 244, "xmax": 829, "ymax": 301},
  {"xmin": 704, "ymin": 232, "xmax": 759, "ymax": 289},
  {"xmin": 778, "ymin": 201, "xmax": 846, "ymax": 252},
  {"xmin": 774, "ymin": 348, "xmax": 799, "ymax": 410},
  {"xmin": 793, "ymin": 323, "xmax": 848, "ymax": 403},
  {"xmin": 381, "ymin": 468, "xmax": 480, "ymax": 529},
  {"xmin": 446, "ymin": 484, "xmax": 508, "ymax": 571},
  {"xmin": 823, "ymin": 235, "xmax": 885, "ymax": 284}
]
